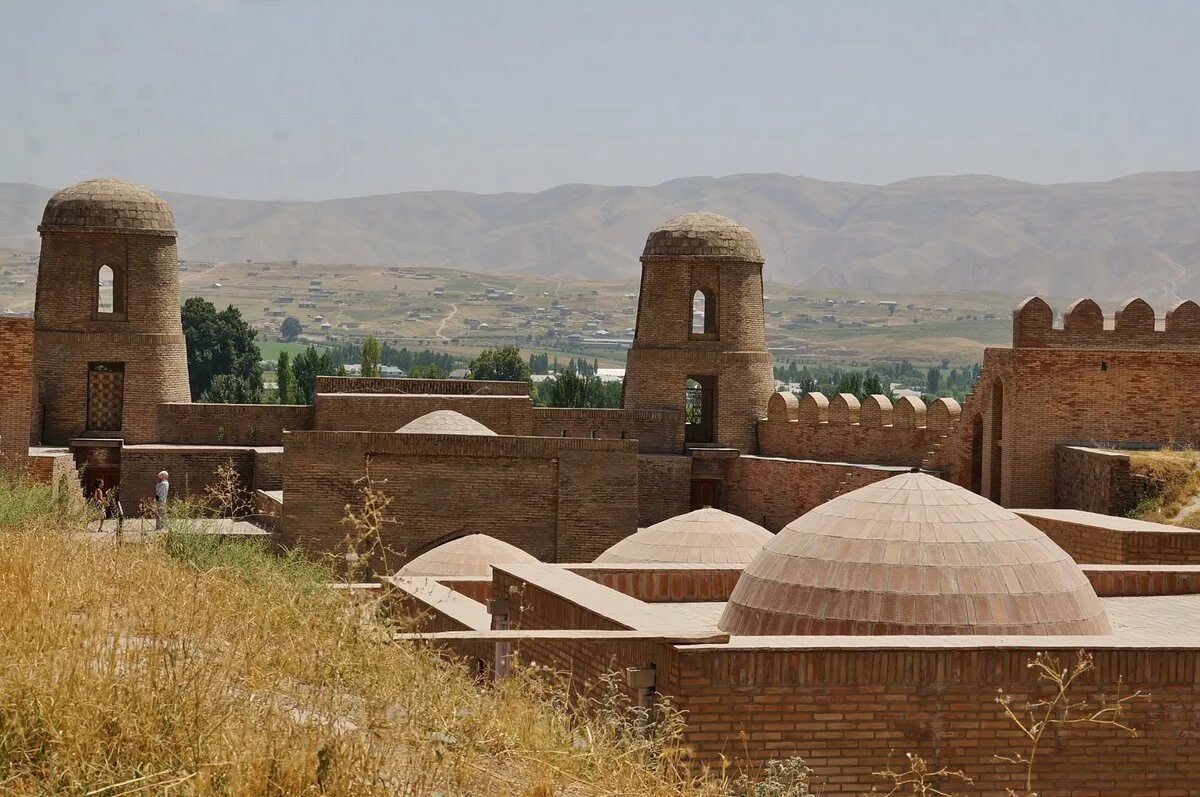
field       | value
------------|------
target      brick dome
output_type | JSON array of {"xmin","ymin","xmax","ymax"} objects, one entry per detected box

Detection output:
[
  {"xmin": 39, "ymin": 178, "xmax": 175, "ymax": 236},
  {"xmin": 396, "ymin": 410, "xmax": 496, "ymax": 436},
  {"xmin": 398, "ymin": 534, "xmax": 537, "ymax": 577},
  {"xmin": 641, "ymin": 212, "xmax": 763, "ymax": 263},
  {"xmin": 718, "ymin": 473, "xmax": 1112, "ymax": 636},
  {"xmin": 595, "ymin": 508, "xmax": 773, "ymax": 565}
]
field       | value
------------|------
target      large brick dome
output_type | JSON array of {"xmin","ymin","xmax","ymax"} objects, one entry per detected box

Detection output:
[
  {"xmin": 641, "ymin": 212, "xmax": 763, "ymax": 263},
  {"xmin": 397, "ymin": 534, "xmax": 536, "ymax": 577},
  {"xmin": 719, "ymin": 473, "xmax": 1112, "ymax": 636},
  {"xmin": 595, "ymin": 507, "xmax": 772, "ymax": 565},
  {"xmin": 39, "ymin": 178, "xmax": 175, "ymax": 236}
]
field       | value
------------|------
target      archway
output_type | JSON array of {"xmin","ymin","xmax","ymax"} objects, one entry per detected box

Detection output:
[
  {"xmin": 97, "ymin": 265, "xmax": 115, "ymax": 314},
  {"xmin": 970, "ymin": 414, "xmax": 984, "ymax": 495},
  {"xmin": 684, "ymin": 375, "xmax": 715, "ymax": 444}
]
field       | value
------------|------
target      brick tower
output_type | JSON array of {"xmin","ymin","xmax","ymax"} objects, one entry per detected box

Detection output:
[
  {"xmin": 33, "ymin": 178, "xmax": 190, "ymax": 446},
  {"xmin": 623, "ymin": 212, "xmax": 775, "ymax": 453}
]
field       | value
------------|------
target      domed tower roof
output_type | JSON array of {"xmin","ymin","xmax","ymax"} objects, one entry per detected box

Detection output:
[
  {"xmin": 719, "ymin": 473, "xmax": 1112, "ymax": 636},
  {"xmin": 396, "ymin": 410, "xmax": 496, "ymax": 435},
  {"xmin": 641, "ymin": 212, "xmax": 763, "ymax": 263},
  {"xmin": 595, "ymin": 507, "xmax": 773, "ymax": 565},
  {"xmin": 39, "ymin": 178, "xmax": 175, "ymax": 236},
  {"xmin": 397, "ymin": 534, "xmax": 537, "ymax": 577}
]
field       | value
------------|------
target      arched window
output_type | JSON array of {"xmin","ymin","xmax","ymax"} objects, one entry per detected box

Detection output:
[
  {"xmin": 97, "ymin": 265, "xmax": 115, "ymax": 314},
  {"xmin": 691, "ymin": 288, "xmax": 716, "ymax": 336},
  {"xmin": 96, "ymin": 264, "xmax": 125, "ymax": 317}
]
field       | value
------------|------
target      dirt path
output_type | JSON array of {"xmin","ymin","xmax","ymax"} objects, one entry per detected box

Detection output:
[{"xmin": 434, "ymin": 303, "xmax": 458, "ymax": 340}]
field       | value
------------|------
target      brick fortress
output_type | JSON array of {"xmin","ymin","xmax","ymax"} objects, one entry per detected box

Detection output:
[{"xmin": 4, "ymin": 179, "xmax": 1200, "ymax": 794}]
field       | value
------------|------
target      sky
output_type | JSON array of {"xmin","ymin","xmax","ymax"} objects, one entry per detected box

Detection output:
[{"xmin": 2, "ymin": 0, "xmax": 1199, "ymax": 200}]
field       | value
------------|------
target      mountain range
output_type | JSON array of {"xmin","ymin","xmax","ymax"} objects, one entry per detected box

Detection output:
[{"xmin": 3, "ymin": 170, "xmax": 1200, "ymax": 301}]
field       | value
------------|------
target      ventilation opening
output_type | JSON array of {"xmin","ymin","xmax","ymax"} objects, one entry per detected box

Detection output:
[
  {"xmin": 97, "ymin": 264, "xmax": 121, "ymax": 315},
  {"xmin": 691, "ymin": 288, "xmax": 717, "ymax": 336}
]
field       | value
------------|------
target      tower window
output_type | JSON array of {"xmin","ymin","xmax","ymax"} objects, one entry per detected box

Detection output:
[
  {"xmin": 691, "ymin": 288, "xmax": 717, "ymax": 336},
  {"xmin": 96, "ymin": 264, "xmax": 124, "ymax": 316}
]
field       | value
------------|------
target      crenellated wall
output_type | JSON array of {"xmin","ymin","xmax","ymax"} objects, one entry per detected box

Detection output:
[
  {"xmin": 758, "ymin": 391, "xmax": 960, "ymax": 467},
  {"xmin": 1012, "ymin": 295, "xmax": 1200, "ymax": 349}
]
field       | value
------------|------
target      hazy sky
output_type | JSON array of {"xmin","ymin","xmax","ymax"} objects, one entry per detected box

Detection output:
[{"xmin": 3, "ymin": 1, "xmax": 1198, "ymax": 200}]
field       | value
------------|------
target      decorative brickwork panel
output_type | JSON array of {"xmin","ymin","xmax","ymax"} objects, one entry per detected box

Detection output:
[{"xmin": 86, "ymin": 365, "xmax": 124, "ymax": 431}]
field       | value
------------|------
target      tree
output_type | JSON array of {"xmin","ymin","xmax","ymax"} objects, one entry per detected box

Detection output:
[
  {"xmin": 293, "ymin": 346, "xmax": 338, "ymax": 403},
  {"xmin": 276, "ymin": 351, "xmax": 298, "ymax": 404},
  {"xmin": 925, "ymin": 366, "xmax": 942, "ymax": 395},
  {"xmin": 200, "ymin": 373, "xmax": 262, "ymax": 404},
  {"xmin": 361, "ymin": 336, "xmax": 382, "ymax": 378},
  {"xmin": 468, "ymin": 346, "xmax": 531, "ymax": 382},
  {"xmin": 281, "ymin": 316, "xmax": 302, "ymax": 341},
  {"xmin": 409, "ymin": 363, "xmax": 444, "ymax": 379},
  {"xmin": 182, "ymin": 297, "xmax": 263, "ymax": 401}
]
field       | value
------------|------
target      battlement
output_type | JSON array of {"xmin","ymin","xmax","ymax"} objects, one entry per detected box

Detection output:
[
  {"xmin": 768, "ymin": 392, "xmax": 960, "ymax": 431},
  {"xmin": 1012, "ymin": 296, "xmax": 1200, "ymax": 349},
  {"xmin": 760, "ymin": 392, "xmax": 960, "ymax": 467}
]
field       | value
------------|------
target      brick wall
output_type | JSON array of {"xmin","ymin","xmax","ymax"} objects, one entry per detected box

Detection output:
[
  {"xmin": 942, "ymin": 297, "xmax": 1200, "ymax": 508},
  {"xmin": 671, "ymin": 644, "xmax": 1191, "ymax": 795},
  {"xmin": 280, "ymin": 431, "xmax": 638, "ymax": 569},
  {"xmin": 120, "ymin": 445, "xmax": 258, "ymax": 512},
  {"xmin": 1082, "ymin": 565, "xmax": 1200, "ymax": 596},
  {"xmin": 564, "ymin": 564, "xmax": 743, "ymax": 602},
  {"xmin": 1017, "ymin": 508, "xmax": 1200, "ymax": 564},
  {"xmin": 725, "ymin": 455, "xmax": 906, "ymax": 531},
  {"xmin": 157, "ymin": 402, "xmax": 315, "ymax": 445},
  {"xmin": 315, "ymin": 376, "xmax": 529, "ymax": 396},
  {"xmin": 314, "ymin": 393, "xmax": 532, "ymax": 435},
  {"xmin": 1054, "ymin": 445, "xmax": 1154, "ymax": 515},
  {"xmin": 0, "ymin": 317, "xmax": 33, "ymax": 471},
  {"xmin": 532, "ymin": 407, "xmax": 683, "ymax": 453},
  {"xmin": 637, "ymin": 454, "xmax": 692, "ymax": 526}
]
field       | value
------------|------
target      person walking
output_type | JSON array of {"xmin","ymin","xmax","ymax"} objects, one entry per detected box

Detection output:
[
  {"xmin": 155, "ymin": 471, "xmax": 170, "ymax": 530},
  {"xmin": 91, "ymin": 479, "xmax": 108, "ymax": 520}
]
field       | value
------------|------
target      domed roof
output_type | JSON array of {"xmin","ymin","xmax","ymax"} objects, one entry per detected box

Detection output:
[
  {"xmin": 595, "ymin": 507, "xmax": 773, "ymax": 565},
  {"xmin": 397, "ymin": 534, "xmax": 537, "ymax": 577},
  {"xmin": 396, "ymin": 410, "xmax": 496, "ymax": 436},
  {"xmin": 39, "ymin": 178, "xmax": 175, "ymax": 236},
  {"xmin": 719, "ymin": 473, "xmax": 1112, "ymax": 636},
  {"xmin": 641, "ymin": 212, "xmax": 763, "ymax": 263}
]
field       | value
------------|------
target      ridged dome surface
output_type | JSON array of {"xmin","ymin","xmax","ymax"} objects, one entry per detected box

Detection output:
[
  {"xmin": 641, "ymin": 212, "xmax": 763, "ymax": 262},
  {"xmin": 595, "ymin": 508, "xmax": 773, "ymax": 565},
  {"xmin": 719, "ymin": 473, "xmax": 1112, "ymax": 636},
  {"xmin": 398, "ymin": 534, "xmax": 537, "ymax": 577},
  {"xmin": 396, "ymin": 410, "xmax": 496, "ymax": 436},
  {"xmin": 39, "ymin": 178, "xmax": 175, "ymax": 235}
]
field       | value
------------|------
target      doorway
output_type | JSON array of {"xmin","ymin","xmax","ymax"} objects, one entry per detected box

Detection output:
[{"xmin": 684, "ymin": 375, "xmax": 715, "ymax": 444}]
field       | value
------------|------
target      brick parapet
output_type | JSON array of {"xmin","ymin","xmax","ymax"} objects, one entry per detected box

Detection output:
[
  {"xmin": 314, "ymin": 376, "xmax": 529, "ymax": 396},
  {"xmin": 1017, "ymin": 508, "xmax": 1200, "ymax": 564},
  {"xmin": 314, "ymin": 392, "xmax": 532, "ymax": 435},
  {"xmin": 157, "ymin": 402, "xmax": 315, "ymax": 445},
  {"xmin": 0, "ymin": 317, "xmax": 34, "ymax": 471},
  {"xmin": 1013, "ymin": 295, "xmax": 1200, "ymax": 349},
  {"xmin": 532, "ymin": 407, "xmax": 683, "ymax": 453}
]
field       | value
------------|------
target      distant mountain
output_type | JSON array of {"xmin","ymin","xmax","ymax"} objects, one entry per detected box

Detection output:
[{"xmin": 4, "ymin": 170, "xmax": 1200, "ymax": 301}]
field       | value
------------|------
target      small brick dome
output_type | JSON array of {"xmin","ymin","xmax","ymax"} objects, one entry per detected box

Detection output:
[
  {"xmin": 39, "ymin": 178, "xmax": 175, "ymax": 236},
  {"xmin": 595, "ymin": 507, "xmax": 773, "ymax": 565},
  {"xmin": 641, "ymin": 212, "xmax": 763, "ymax": 263},
  {"xmin": 396, "ymin": 410, "xmax": 496, "ymax": 436},
  {"xmin": 719, "ymin": 473, "xmax": 1112, "ymax": 636},
  {"xmin": 398, "ymin": 534, "xmax": 537, "ymax": 577}
]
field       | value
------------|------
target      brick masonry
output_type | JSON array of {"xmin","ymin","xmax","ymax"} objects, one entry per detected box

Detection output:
[
  {"xmin": 532, "ymin": 407, "xmax": 684, "ymax": 453},
  {"xmin": 280, "ymin": 431, "xmax": 639, "ymax": 570},
  {"xmin": 34, "ymin": 231, "xmax": 190, "ymax": 445},
  {"xmin": 157, "ymin": 402, "xmax": 315, "ymax": 445},
  {"xmin": 0, "ymin": 317, "xmax": 34, "ymax": 471},
  {"xmin": 1054, "ymin": 445, "xmax": 1155, "ymax": 515},
  {"xmin": 314, "ymin": 392, "xmax": 532, "ymax": 435},
  {"xmin": 1018, "ymin": 508, "xmax": 1200, "ymax": 564}
]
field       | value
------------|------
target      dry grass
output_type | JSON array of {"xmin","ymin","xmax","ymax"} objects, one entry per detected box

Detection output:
[
  {"xmin": 1126, "ymin": 448, "xmax": 1200, "ymax": 524},
  {"xmin": 0, "ymin": 474, "xmax": 719, "ymax": 797}
]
